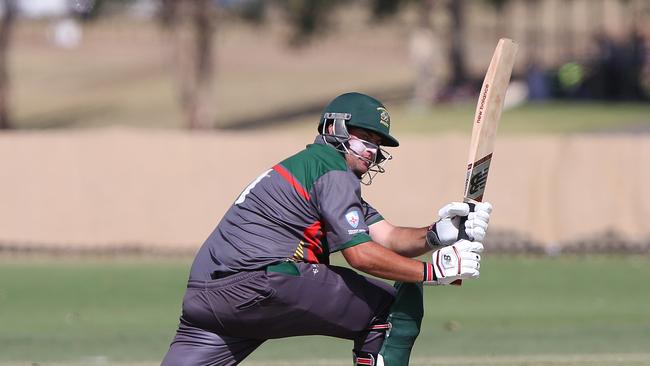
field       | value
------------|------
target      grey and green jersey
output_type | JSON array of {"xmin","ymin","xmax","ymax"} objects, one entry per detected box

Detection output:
[{"xmin": 189, "ymin": 137, "xmax": 384, "ymax": 281}]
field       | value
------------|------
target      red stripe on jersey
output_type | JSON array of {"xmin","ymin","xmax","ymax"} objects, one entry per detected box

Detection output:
[
  {"xmin": 273, "ymin": 164, "xmax": 310, "ymax": 201},
  {"xmin": 302, "ymin": 221, "xmax": 323, "ymax": 263}
]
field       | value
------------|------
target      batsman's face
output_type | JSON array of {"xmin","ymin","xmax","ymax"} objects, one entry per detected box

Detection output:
[{"xmin": 346, "ymin": 128, "xmax": 382, "ymax": 177}]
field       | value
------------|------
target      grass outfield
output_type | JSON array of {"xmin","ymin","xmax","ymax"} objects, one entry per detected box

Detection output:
[
  {"xmin": 391, "ymin": 102, "xmax": 650, "ymax": 135},
  {"xmin": 278, "ymin": 101, "xmax": 650, "ymax": 137},
  {"xmin": 1, "ymin": 256, "xmax": 649, "ymax": 365}
]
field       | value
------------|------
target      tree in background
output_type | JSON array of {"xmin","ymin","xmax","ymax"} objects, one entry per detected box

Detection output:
[
  {"xmin": 155, "ymin": 0, "xmax": 482, "ymax": 127},
  {"xmin": 0, "ymin": 0, "xmax": 15, "ymax": 129},
  {"xmin": 157, "ymin": 0, "xmax": 347, "ymax": 129},
  {"xmin": 403, "ymin": 0, "xmax": 442, "ymax": 106},
  {"xmin": 447, "ymin": 0, "xmax": 467, "ymax": 89},
  {"xmin": 371, "ymin": 0, "xmax": 467, "ymax": 104},
  {"xmin": 486, "ymin": 0, "xmax": 510, "ymax": 39},
  {"xmin": 276, "ymin": 0, "xmax": 342, "ymax": 47},
  {"xmin": 160, "ymin": 0, "xmax": 218, "ymax": 129}
]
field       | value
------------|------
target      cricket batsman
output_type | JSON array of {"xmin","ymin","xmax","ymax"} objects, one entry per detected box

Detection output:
[{"xmin": 161, "ymin": 92, "xmax": 492, "ymax": 366}]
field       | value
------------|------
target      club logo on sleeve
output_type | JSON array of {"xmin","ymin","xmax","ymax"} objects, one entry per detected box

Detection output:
[{"xmin": 345, "ymin": 210, "xmax": 360, "ymax": 228}]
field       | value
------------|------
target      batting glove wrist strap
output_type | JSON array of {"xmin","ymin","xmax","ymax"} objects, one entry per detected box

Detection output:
[{"xmin": 423, "ymin": 262, "xmax": 436, "ymax": 283}]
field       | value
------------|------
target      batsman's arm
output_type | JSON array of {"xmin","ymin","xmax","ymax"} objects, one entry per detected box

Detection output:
[
  {"xmin": 342, "ymin": 240, "xmax": 483, "ymax": 285},
  {"xmin": 342, "ymin": 241, "xmax": 428, "ymax": 283},
  {"xmin": 370, "ymin": 202, "xmax": 492, "ymax": 258},
  {"xmin": 369, "ymin": 220, "xmax": 430, "ymax": 258}
]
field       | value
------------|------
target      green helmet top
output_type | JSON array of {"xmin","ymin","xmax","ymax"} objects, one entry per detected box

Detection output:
[{"xmin": 318, "ymin": 92, "xmax": 399, "ymax": 147}]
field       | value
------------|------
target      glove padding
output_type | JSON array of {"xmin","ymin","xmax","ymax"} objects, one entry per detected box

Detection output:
[
  {"xmin": 424, "ymin": 239, "xmax": 484, "ymax": 286},
  {"xmin": 426, "ymin": 202, "xmax": 492, "ymax": 248}
]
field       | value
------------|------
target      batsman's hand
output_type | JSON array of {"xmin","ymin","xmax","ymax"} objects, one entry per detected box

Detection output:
[
  {"xmin": 425, "ymin": 202, "xmax": 492, "ymax": 248},
  {"xmin": 465, "ymin": 202, "xmax": 492, "ymax": 242},
  {"xmin": 424, "ymin": 239, "xmax": 484, "ymax": 286}
]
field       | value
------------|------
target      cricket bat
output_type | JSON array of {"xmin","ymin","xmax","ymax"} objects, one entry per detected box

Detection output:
[{"xmin": 453, "ymin": 38, "xmax": 518, "ymax": 285}]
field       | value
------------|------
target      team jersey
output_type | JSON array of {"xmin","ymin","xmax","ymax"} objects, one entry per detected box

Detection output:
[{"xmin": 189, "ymin": 137, "xmax": 384, "ymax": 281}]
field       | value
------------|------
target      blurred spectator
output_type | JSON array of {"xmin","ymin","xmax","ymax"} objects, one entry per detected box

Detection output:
[
  {"xmin": 585, "ymin": 30, "xmax": 647, "ymax": 101},
  {"xmin": 625, "ymin": 27, "xmax": 648, "ymax": 101},
  {"xmin": 409, "ymin": 26, "xmax": 441, "ymax": 107},
  {"xmin": 525, "ymin": 61, "xmax": 551, "ymax": 101},
  {"xmin": 642, "ymin": 32, "xmax": 650, "ymax": 99},
  {"xmin": 544, "ymin": 29, "xmax": 649, "ymax": 102}
]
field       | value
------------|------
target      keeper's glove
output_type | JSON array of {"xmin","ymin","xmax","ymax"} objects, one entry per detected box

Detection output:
[
  {"xmin": 423, "ymin": 239, "xmax": 484, "ymax": 286},
  {"xmin": 425, "ymin": 202, "xmax": 492, "ymax": 248}
]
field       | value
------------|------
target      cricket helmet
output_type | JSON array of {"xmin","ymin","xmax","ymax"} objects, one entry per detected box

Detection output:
[
  {"xmin": 317, "ymin": 92, "xmax": 399, "ymax": 147},
  {"xmin": 318, "ymin": 92, "xmax": 397, "ymax": 185}
]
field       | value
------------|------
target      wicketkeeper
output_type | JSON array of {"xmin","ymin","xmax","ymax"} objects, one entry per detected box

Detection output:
[{"xmin": 161, "ymin": 92, "xmax": 492, "ymax": 366}]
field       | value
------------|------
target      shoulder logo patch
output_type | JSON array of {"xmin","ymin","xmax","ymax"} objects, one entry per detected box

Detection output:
[{"xmin": 345, "ymin": 210, "xmax": 360, "ymax": 228}]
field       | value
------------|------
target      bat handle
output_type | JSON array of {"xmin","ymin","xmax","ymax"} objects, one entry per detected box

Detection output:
[{"xmin": 450, "ymin": 202, "xmax": 476, "ymax": 286}]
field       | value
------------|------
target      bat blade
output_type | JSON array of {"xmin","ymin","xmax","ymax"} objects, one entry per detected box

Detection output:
[
  {"xmin": 452, "ymin": 38, "xmax": 517, "ymax": 286},
  {"xmin": 463, "ymin": 38, "xmax": 518, "ymax": 204}
]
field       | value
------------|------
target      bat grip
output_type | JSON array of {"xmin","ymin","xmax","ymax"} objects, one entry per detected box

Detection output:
[{"xmin": 450, "ymin": 202, "xmax": 476, "ymax": 286}]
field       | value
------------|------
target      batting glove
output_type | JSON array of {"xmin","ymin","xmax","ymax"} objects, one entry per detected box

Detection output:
[
  {"xmin": 465, "ymin": 202, "xmax": 492, "ymax": 242},
  {"xmin": 425, "ymin": 202, "xmax": 492, "ymax": 248},
  {"xmin": 423, "ymin": 239, "xmax": 484, "ymax": 286}
]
